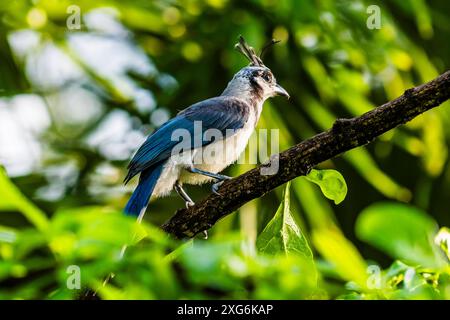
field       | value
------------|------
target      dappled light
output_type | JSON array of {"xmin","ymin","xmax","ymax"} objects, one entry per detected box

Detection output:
[{"xmin": 0, "ymin": 0, "xmax": 450, "ymax": 301}]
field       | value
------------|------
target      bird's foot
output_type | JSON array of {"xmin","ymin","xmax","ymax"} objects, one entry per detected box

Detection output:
[
  {"xmin": 185, "ymin": 200, "xmax": 195, "ymax": 209},
  {"xmin": 212, "ymin": 181, "xmax": 223, "ymax": 195},
  {"xmin": 203, "ymin": 230, "xmax": 208, "ymax": 239},
  {"xmin": 211, "ymin": 176, "xmax": 231, "ymax": 195}
]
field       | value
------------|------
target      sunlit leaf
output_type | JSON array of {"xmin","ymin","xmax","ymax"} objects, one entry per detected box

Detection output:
[
  {"xmin": 180, "ymin": 237, "xmax": 246, "ymax": 291},
  {"xmin": 344, "ymin": 149, "xmax": 411, "ymax": 201},
  {"xmin": 302, "ymin": 55, "xmax": 335, "ymax": 103},
  {"xmin": 293, "ymin": 177, "xmax": 337, "ymax": 230},
  {"xmin": 356, "ymin": 202, "xmax": 445, "ymax": 268},
  {"xmin": 256, "ymin": 182, "xmax": 313, "ymax": 259},
  {"xmin": 410, "ymin": 0, "xmax": 433, "ymax": 38},
  {"xmin": 312, "ymin": 227, "xmax": 368, "ymax": 288},
  {"xmin": 421, "ymin": 112, "xmax": 447, "ymax": 176},
  {"xmin": 0, "ymin": 167, "xmax": 49, "ymax": 231},
  {"xmin": 304, "ymin": 169, "xmax": 347, "ymax": 205},
  {"xmin": 48, "ymin": 206, "xmax": 171, "ymax": 258}
]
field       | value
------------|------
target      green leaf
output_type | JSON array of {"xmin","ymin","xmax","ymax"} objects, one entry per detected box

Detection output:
[
  {"xmin": 180, "ymin": 239, "xmax": 244, "ymax": 291},
  {"xmin": 256, "ymin": 182, "xmax": 313, "ymax": 259},
  {"xmin": 382, "ymin": 260, "xmax": 443, "ymax": 299},
  {"xmin": 48, "ymin": 206, "xmax": 171, "ymax": 258},
  {"xmin": 304, "ymin": 169, "xmax": 347, "ymax": 204},
  {"xmin": 356, "ymin": 202, "xmax": 445, "ymax": 268},
  {"xmin": 312, "ymin": 227, "xmax": 368, "ymax": 287},
  {"xmin": 0, "ymin": 167, "xmax": 49, "ymax": 231}
]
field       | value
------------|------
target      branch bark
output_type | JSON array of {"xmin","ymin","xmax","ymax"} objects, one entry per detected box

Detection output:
[{"xmin": 161, "ymin": 70, "xmax": 450, "ymax": 239}]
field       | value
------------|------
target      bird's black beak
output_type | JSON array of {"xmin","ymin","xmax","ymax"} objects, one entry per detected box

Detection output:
[{"xmin": 274, "ymin": 84, "xmax": 290, "ymax": 99}]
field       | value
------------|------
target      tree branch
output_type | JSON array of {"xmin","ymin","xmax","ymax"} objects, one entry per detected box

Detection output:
[{"xmin": 161, "ymin": 70, "xmax": 450, "ymax": 239}]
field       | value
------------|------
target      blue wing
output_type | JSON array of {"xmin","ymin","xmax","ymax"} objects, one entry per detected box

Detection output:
[{"xmin": 124, "ymin": 97, "xmax": 251, "ymax": 183}]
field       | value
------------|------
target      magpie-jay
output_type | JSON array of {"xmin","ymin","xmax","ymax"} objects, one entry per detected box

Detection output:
[{"xmin": 124, "ymin": 37, "xmax": 289, "ymax": 222}]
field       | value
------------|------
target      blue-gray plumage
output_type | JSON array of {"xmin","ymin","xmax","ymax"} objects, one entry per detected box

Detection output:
[
  {"xmin": 124, "ymin": 56, "xmax": 289, "ymax": 221},
  {"xmin": 124, "ymin": 97, "xmax": 250, "ymax": 184}
]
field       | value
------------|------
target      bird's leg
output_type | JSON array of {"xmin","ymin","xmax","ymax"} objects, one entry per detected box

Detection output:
[
  {"xmin": 174, "ymin": 180, "xmax": 207, "ymax": 239},
  {"xmin": 174, "ymin": 181, "xmax": 195, "ymax": 208},
  {"xmin": 187, "ymin": 167, "xmax": 232, "ymax": 195},
  {"xmin": 187, "ymin": 167, "xmax": 232, "ymax": 181}
]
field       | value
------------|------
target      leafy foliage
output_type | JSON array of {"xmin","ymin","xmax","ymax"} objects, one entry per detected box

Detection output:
[
  {"xmin": 1, "ymin": 0, "xmax": 450, "ymax": 300},
  {"xmin": 0, "ymin": 168, "xmax": 49, "ymax": 231},
  {"xmin": 356, "ymin": 202, "xmax": 445, "ymax": 268},
  {"xmin": 2, "ymin": 170, "xmax": 450, "ymax": 299}
]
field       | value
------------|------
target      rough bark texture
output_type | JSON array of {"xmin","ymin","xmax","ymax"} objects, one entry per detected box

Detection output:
[{"xmin": 161, "ymin": 70, "xmax": 450, "ymax": 239}]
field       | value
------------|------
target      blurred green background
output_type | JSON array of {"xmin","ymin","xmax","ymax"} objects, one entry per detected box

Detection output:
[{"xmin": 1, "ymin": 0, "xmax": 450, "ymax": 299}]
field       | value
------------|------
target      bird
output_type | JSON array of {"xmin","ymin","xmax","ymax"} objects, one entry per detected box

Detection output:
[{"xmin": 123, "ymin": 36, "xmax": 289, "ymax": 227}]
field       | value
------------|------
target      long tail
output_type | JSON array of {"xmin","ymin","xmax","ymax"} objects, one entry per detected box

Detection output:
[
  {"xmin": 93, "ymin": 164, "xmax": 164, "ymax": 296},
  {"xmin": 124, "ymin": 163, "xmax": 164, "ymax": 216}
]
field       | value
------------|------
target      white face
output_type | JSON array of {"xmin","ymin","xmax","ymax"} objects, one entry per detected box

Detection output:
[
  {"xmin": 233, "ymin": 66, "xmax": 289, "ymax": 100},
  {"xmin": 222, "ymin": 66, "xmax": 289, "ymax": 102},
  {"xmin": 252, "ymin": 68, "xmax": 278, "ymax": 98}
]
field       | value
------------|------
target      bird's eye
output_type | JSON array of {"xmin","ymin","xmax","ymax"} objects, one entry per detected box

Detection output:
[{"xmin": 262, "ymin": 73, "xmax": 271, "ymax": 82}]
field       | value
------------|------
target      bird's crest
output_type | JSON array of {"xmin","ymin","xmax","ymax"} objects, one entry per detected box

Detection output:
[{"xmin": 234, "ymin": 36, "xmax": 280, "ymax": 67}]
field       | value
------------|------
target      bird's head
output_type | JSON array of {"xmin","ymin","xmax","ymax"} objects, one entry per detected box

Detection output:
[
  {"xmin": 222, "ymin": 36, "xmax": 289, "ymax": 103},
  {"xmin": 227, "ymin": 66, "xmax": 289, "ymax": 100}
]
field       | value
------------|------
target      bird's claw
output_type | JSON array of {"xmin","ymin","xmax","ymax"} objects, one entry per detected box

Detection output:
[
  {"xmin": 185, "ymin": 201, "xmax": 195, "ymax": 209},
  {"xmin": 203, "ymin": 230, "xmax": 208, "ymax": 239},
  {"xmin": 212, "ymin": 176, "xmax": 231, "ymax": 195},
  {"xmin": 212, "ymin": 181, "xmax": 224, "ymax": 195}
]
